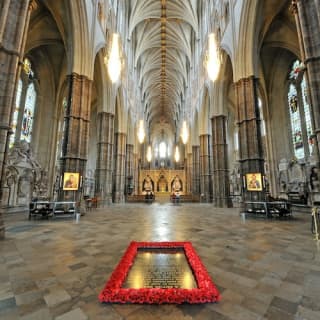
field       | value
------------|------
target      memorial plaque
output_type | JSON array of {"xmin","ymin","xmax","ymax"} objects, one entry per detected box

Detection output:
[
  {"xmin": 122, "ymin": 248, "xmax": 197, "ymax": 289},
  {"xmin": 99, "ymin": 242, "xmax": 220, "ymax": 304}
]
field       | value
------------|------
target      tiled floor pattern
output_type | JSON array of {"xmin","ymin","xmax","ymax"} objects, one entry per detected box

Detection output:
[{"xmin": 0, "ymin": 203, "xmax": 319, "ymax": 319}]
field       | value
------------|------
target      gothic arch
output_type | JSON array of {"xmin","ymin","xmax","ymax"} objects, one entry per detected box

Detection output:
[
  {"xmin": 69, "ymin": 1, "xmax": 92, "ymax": 77},
  {"xmin": 235, "ymin": 0, "xmax": 261, "ymax": 80}
]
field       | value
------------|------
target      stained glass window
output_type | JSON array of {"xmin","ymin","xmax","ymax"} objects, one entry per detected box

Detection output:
[
  {"xmin": 9, "ymin": 79, "xmax": 23, "ymax": 148},
  {"xmin": 234, "ymin": 130, "xmax": 239, "ymax": 151},
  {"xmin": 301, "ymin": 76, "xmax": 312, "ymax": 153},
  {"xmin": 58, "ymin": 97, "xmax": 68, "ymax": 159},
  {"xmin": 258, "ymin": 98, "xmax": 266, "ymax": 136},
  {"xmin": 154, "ymin": 146, "xmax": 159, "ymax": 158},
  {"xmin": 288, "ymin": 83, "xmax": 304, "ymax": 159},
  {"xmin": 159, "ymin": 142, "xmax": 167, "ymax": 158},
  {"xmin": 289, "ymin": 60, "xmax": 304, "ymax": 81},
  {"xmin": 21, "ymin": 83, "xmax": 36, "ymax": 143},
  {"xmin": 23, "ymin": 58, "xmax": 34, "ymax": 78},
  {"xmin": 287, "ymin": 59, "xmax": 312, "ymax": 160}
]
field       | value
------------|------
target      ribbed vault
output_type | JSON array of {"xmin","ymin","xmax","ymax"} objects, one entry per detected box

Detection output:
[{"xmin": 129, "ymin": 0, "xmax": 198, "ymax": 141}]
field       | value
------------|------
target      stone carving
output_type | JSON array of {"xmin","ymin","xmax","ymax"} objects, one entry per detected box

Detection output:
[
  {"xmin": 309, "ymin": 167, "xmax": 320, "ymax": 192},
  {"xmin": 171, "ymin": 175, "xmax": 182, "ymax": 192},
  {"xmin": 278, "ymin": 159, "xmax": 289, "ymax": 195},
  {"xmin": 142, "ymin": 175, "xmax": 154, "ymax": 193},
  {"xmin": 230, "ymin": 164, "xmax": 241, "ymax": 195},
  {"xmin": 278, "ymin": 158, "xmax": 308, "ymax": 203},
  {"xmin": 309, "ymin": 166, "xmax": 320, "ymax": 204},
  {"xmin": 3, "ymin": 142, "xmax": 48, "ymax": 208}
]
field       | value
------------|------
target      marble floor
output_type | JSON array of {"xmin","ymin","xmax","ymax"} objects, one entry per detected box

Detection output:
[{"xmin": 0, "ymin": 203, "xmax": 319, "ymax": 320}]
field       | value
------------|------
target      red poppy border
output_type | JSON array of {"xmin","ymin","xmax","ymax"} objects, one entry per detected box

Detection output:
[{"xmin": 99, "ymin": 241, "xmax": 220, "ymax": 304}]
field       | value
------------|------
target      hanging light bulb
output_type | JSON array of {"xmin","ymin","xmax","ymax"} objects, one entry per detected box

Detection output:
[
  {"xmin": 137, "ymin": 120, "xmax": 145, "ymax": 143},
  {"xmin": 146, "ymin": 145, "xmax": 152, "ymax": 162},
  {"xmin": 106, "ymin": 33, "xmax": 121, "ymax": 83},
  {"xmin": 181, "ymin": 120, "xmax": 189, "ymax": 144},
  {"xmin": 206, "ymin": 33, "xmax": 220, "ymax": 82},
  {"xmin": 174, "ymin": 146, "xmax": 180, "ymax": 163}
]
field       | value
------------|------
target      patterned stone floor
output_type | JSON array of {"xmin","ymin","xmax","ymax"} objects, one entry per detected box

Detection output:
[{"xmin": 0, "ymin": 203, "xmax": 320, "ymax": 320}]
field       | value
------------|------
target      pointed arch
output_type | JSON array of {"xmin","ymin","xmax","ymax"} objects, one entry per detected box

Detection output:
[
  {"xmin": 69, "ymin": 1, "xmax": 92, "ymax": 77},
  {"xmin": 235, "ymin": 0, "xmax": 261, "ymax": 81}
]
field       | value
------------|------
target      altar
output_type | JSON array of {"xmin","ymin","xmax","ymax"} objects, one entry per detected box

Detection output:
[{"xmin": 139, "ymin": 169, "xmax": 186, "ymax": 195}]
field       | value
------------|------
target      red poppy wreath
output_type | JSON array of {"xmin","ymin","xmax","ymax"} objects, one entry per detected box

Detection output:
[{"xmin": 99, "ymin": 241, "xmax": 220, "ymax": 304}]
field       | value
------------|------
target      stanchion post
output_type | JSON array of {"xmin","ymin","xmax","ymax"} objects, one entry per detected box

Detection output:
[{"xmin": 312, "ymin": 207, "xmax": 319, "ymax": 241}]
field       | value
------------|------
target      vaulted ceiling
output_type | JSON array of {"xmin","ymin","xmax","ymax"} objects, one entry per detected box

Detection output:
[{"xmin": 128, "ymin": 0, "xmax": 198, "ymax": 143}]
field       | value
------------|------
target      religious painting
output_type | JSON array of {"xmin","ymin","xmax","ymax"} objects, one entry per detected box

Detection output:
[
  {"xmin": 63, "ymin": 172, "xmax": 79, "ymax": 191},
  {"xmin": 246, "ymin": 173, "xmax": 263, "ymax": 191}
]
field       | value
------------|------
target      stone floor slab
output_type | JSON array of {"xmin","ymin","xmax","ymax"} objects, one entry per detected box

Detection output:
[{"xmin": 0, "ymin": 204, "xmax": 319, "ymax": 319}]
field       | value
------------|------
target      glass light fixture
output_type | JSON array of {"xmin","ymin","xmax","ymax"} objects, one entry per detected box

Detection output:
[
  {"xmin": 174, "ymin": 145, "xmax": 180, "ymax": 162},
  {"xmin": 206, "ymin": 33, "xmax": 220, "ymax": 82},
  {"xmin": 137, "ymin": 120, "xmax": 145, "ymax": 143},
  {"xmin": 146, "ymin": 145, "xmax": 152, "ymax": 162},
  {"xmin": 106, "ymin": 33, "xmax": 121, "ymax": 83},
  {"xmin": 181, "ymin": 120, "xmax": 189, "ymax": 144}
]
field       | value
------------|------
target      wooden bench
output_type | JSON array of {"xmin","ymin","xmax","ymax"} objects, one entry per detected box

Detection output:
[
  {"xmin": 52, "ymin": 201, "xmax": 76, "ymax": 218},
  {"xmin": 29, "ymin": 201, "xmax": 77, "ymax": 219},
  {"xmin": 29, "ymin": 201, "xmax": 53, "ymax": 219},
  {"xmin": 244, "ymin": 201, "xmax": 292, "ymax": 218}
]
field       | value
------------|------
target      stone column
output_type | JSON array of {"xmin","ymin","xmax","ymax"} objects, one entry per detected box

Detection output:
[
  {"xmin": 0, "ymin": 0, "xmax": 35, "ymax": 239},
  {"xmin": 60, "ymin": 73, "xmax": 92, "ymax": 201},
  {"xmin": 192, "ymin": 145, "xmax": 200, "ymax": 195},
  {"xmin": 200, "ymin": 134, "xmax": 211, "ymax": 202},
  {"xmin": 186, "ymin": 152, "xmax": 193, "ymax": 194},
  {"xmin": 292, "ymin": 0, "xmax": 320, "ymax": 164},
  {"xmin": 208, "ymin": 136, "xmax": 213, "ymax": 201},
  {"xmin": 133, "ymin": 152, "xmax": 139, "ymax": 194},
  {"xmin": 95, "ymin": 112, "xmax": 114, "ymax": 206},
  {"xmin": 125, "ymin": 144, "xmax": 134, "ymax": 195},
  {"xmin": 211, "ymin": 115, "xmax": 232, "ymax": 207},
  {"xmin": 235, "ymin": 76, "xmax": 265, "ymax": 201},
  {"xmin": 113, "ymin": 132, "xmax": 126, "ymax": 202}
]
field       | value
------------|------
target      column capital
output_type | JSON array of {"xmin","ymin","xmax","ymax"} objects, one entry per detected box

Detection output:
[
  {"xmin": 67, "ymin": 72, "xmax": 92, "ymax": 83},
  {"xmin": 235, "ymin": 75, "xmax": 258, "ymax": 87},
  {"xmin": 290, "ymin": 0, "xmax": 298, "ymax": 15},
  {"xmin": 211, "ymin": 114, "xmax": 227, "ymax": 121},
  {"xmin": 29, "ymin": 0, "xmax": 38, "ymax": 12},
  {"xmin": 97, "ymin": 111, "xmax": 114, "ymax": 118}
]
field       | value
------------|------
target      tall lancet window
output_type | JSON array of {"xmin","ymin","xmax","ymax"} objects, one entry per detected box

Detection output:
[
  {"xmin": 287, "ymin": 60, "xmax": 312, "ymax": 160},
  {"xmin": 21, "ymin": 82, "xmax": 36, "ymax": 143},
  {"xmin": 159, "ymin": 142, "xmax": 167, "ymax": 158},
  {"xmin": 10, "ymin": 58, "xmax": 37, "ymax": 147},
  {"xmin": 9, "ymin": 80, "xmax": 23, "ymax": 148},
  {"xmin": 56, "ymin": 97, "xmax": 68, "ymax": 161}
]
